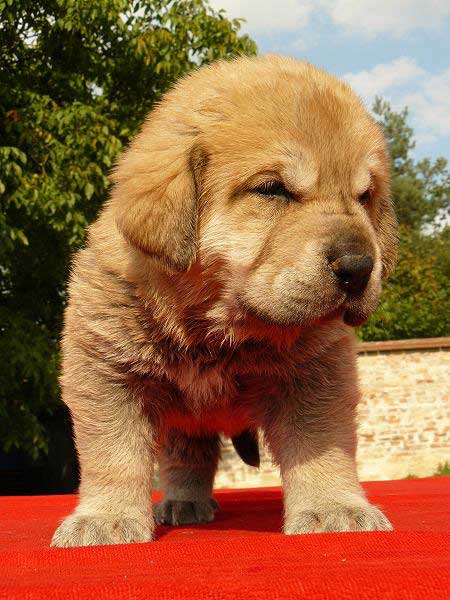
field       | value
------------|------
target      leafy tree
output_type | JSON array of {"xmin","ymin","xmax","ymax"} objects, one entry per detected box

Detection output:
[
  {"xmin": 0, "ymin": 0, "xmax": 256, "ymax": 461},
  {"xmin": 1, "ymin": 1, "xmax": 448, "ymax": 464},
  {"xmin": 360, "ymin": 227, "xmax": 449, "ymax": 340},
  {"xmin": 359, "ymin": 100, "xmax": 449, "ymax": 341},
  {"xmin": 372, "ymin": 98, "xmax": 449, "ymax": 231}
]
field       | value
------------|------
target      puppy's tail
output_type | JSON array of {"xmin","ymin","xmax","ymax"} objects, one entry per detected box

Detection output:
[{"xmin": 231, "ymin": 429, "xmax": 260, "ymax": 468}]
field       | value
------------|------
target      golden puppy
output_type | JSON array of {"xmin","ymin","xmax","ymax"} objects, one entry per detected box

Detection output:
[{"xmin": 51, "ymin": 55, "xmax": 397, "ymax": 547}]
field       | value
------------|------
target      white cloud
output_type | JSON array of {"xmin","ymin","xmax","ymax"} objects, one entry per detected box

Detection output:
[
  {"xmin": 290, "ymin": 37, "xmax": 309, "ymax": 52},
  {"xmin": 404, "ymin": 68, "xmax": 450, "ymax": 140},
  {"xmin": 343, "ymin": 57, "xmax": 425, "ymax": 102},
  {"xmin": 344, "ymin": 59, "xmax": 450, "ymax": 146},
  {"xmin": 210, "ymin": 0, "xmax": 450, "ymax": 39},
  {"xmin": 209, "ymin": 0, "xmax": 314, "ymax": 34},
  {"xmin": 323, "ymin": 0, "xmax": 450, "ymax": 38}
]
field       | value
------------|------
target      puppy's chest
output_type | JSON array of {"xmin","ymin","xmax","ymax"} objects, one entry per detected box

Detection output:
[
  {"xmin": 166, "ymin": 343, "xmax": 292, "ymax": 410},
  {"xmin": 168, "ymin": 356, "xmax": 239, "ymax": 407}
]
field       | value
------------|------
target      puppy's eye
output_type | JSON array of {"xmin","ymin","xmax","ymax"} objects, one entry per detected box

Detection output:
[
  {"xmin": 358, "ymin": 189, "xmax": 371, "ymax": 206},
  {"xmin": 253, "ymin": 180, "xmax": 292, "ymax": 200}
]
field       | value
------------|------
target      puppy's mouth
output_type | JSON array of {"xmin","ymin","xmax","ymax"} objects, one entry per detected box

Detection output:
[
  {"xmin": 238, "ymin": 294, "xmax": 371, "ymax": 330},
  {"xmin": 342, "ymin": 309, "xmax": 368, "ymax": 327},
  {"xmin": 237, "ymin": 296, "xmax": 345, "ymax": 330},
  {"xmin": 341, "ymin": 289, "xmax": 379, "ymax": 327}
]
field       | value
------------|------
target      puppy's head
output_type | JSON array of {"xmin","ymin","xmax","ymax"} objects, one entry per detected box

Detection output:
[{"xmin": 113, "ymin": 55, "xmax": 397, "ymax": 333}]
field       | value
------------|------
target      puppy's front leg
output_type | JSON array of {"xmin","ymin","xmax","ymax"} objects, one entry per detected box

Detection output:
[
  {"xmin": 263, "ymin": 351, "xmax": 392, "ymax": 535},
  {"xmin": 154, "ymin": 431, "xmax": 220, "ymax": 526},
  {"xmin": 51, "ymin": 362, "xmax": 155, "ymax": 547}
]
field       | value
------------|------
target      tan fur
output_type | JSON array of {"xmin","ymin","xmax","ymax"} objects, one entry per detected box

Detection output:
[{"xmin": 51, "ymin": 55, "xmax": 397, "ymax": 547}]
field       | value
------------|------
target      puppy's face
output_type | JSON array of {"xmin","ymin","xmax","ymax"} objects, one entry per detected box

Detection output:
[
  {"xmin": 114, "ymin": 56, "xmax": 397, "ymax": 333},
  {"xmin": 199, "ymin": 130, "xmax": 390, "ymax": 329}
]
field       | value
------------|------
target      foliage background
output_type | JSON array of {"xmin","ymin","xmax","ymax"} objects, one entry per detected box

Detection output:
[
  {"xmin": 0, "ymin": 1, "xmax": 448, "ymax": 474},
  {"xmin": 359, "ymin": 99, "xmax": 449, "ymax": 340}
]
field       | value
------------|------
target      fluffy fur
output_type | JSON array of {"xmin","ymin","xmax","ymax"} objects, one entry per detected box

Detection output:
[{"xmin": 51, "ymin": 55, "xmax": 397, "ymax": 547}]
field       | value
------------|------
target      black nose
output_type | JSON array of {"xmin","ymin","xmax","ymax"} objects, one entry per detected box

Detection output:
[{"xmin": 329, "ymin": 254, "xmax": 374, "ymax": 294}]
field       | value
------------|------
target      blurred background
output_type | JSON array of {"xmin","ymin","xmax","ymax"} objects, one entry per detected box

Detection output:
[{"xmin": 0, "ymin": 1, "xmax": 448, "ymax": 495}]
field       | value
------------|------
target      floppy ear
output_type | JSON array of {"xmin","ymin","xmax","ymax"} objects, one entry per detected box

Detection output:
[
  {"xmin": 376, "ymin": 194, "xmax": 398, "ymax": 279},
  {"xmin": 370, "ymin": 144, "xmax": 398, "ymax": 279},
  {"xmin": 113, "ymin": 130, "xmax": 205, "ymax": 272}
]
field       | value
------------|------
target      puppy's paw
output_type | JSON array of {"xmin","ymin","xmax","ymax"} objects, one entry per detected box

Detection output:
[
  {"xmin": 154, "ymin": 498, "xmax": 218, "ymax": 526},
  {"xmin": 50, "ymin": 513, "xmax": 153, "ymax": 547},
  {"xmin": 285, "ymin": 502, "xmax": 392, "ymax": 535}
]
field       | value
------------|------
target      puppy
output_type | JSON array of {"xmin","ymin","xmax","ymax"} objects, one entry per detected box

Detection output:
[{"xmin": 51, "ymin": 55, "xmax": 397, "ymax": 547}]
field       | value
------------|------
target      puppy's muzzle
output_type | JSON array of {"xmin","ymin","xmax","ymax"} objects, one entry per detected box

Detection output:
[{"xmin": 329, "ymin": 253, "xmax": 374, "ymax": 295}]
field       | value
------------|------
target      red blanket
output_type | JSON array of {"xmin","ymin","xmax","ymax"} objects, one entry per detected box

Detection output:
[{"xmin": 1, "ymin": 477, "xmax": 449, "ymax": 599}]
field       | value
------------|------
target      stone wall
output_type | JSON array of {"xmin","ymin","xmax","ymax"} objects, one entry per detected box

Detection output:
[{"xmin": 214, "ymin": 339, "xmax": 450, "ymax": 488}]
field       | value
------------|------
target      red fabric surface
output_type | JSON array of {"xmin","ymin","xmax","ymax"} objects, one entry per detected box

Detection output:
[{"xmin": 1, "ymin": 477, "xmax": 449, "ymax": 599}]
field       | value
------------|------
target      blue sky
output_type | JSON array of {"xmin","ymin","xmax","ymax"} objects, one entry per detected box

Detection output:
[{"xmin": 210, "ymin": 0, "xmax": 450, "ymax": 162}]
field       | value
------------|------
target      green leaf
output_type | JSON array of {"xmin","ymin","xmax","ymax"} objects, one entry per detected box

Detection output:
[
  {"xmin": 84, "ymin": 182, "xmax": 95, "ymax": 200},
  {"xmin": 0, "ymin": 0, "xmax": 257, "ymax": 461},
  {"xmin": 16, "ymin": 230, "xmax": 29, "ymax": 246}
]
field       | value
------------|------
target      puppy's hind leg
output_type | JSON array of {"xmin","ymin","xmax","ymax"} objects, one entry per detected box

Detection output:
[{"xmin": 155, "ymin": 431, "xmax": 220, "ymax": 526}]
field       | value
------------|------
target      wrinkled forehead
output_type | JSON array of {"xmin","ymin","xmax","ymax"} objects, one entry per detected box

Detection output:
[
  {"xmin": 192, "ymin": 65, "xmax": 388, "ymax": 195},
  {"xmin": 204, "ymin": 118, "xmax": 387, "ymax": 198}
]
